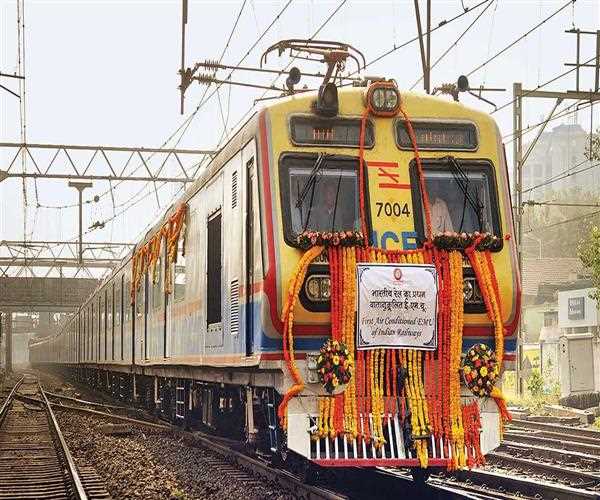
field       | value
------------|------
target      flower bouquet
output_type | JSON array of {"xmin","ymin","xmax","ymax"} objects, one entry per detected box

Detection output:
[
  {"xmin": 316, "ymin": 339, "xmax": 353, "ymax": 394},
  {"xmin": 461, "ymin": 343, "xmax": 499, "ymax": 397}
]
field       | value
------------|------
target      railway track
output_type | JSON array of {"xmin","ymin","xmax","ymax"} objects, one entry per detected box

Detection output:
[
  {"xmin": 0, "ymin": 374, "xmax": 110, "ymax": 500},
  {"xmin": 35, "ymin": 370, "xmax": 600, "ymax": 499},
  {"xmin": 444, "ymin": 417, "xmax": 600, "ymax": 499}
]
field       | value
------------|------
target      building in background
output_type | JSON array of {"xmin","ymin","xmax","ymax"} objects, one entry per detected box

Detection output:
[{"xmin": 523, "ymin": 123, "xmax": 597, "ymax": 195}]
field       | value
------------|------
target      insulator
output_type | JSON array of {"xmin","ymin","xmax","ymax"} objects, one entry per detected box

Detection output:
[
  {"xmin": 202, "ymin": 59, "xmax": 220, "ymax": 71},
  {"xmin": 197, "ymin": 73, "xmax": 216, "ymax": 84}
]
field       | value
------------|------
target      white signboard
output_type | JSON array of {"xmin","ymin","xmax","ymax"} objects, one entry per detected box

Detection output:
[
  {"xmin": 356, "ymin": 263, "xmax": 438, "ymax": 350},
  {"xmin": 558, "ymin": 288, "xmax": 598, "ymax": 329}
]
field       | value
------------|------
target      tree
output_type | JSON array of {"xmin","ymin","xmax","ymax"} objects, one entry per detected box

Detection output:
[
  {"xmin": 584, "ymin": 128, "xmax": 600, "ymax": 162},
  {"xmin": 578, "ymin": 225, "xmax": 600, "ymax": 302}
]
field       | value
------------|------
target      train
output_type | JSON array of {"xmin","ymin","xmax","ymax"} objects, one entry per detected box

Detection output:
[{"xmin": 30, "ymin": 42, "xmax": 520, "ymax": 479}]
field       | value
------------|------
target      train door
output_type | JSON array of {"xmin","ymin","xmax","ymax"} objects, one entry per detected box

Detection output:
[
  {"xmin": 164, "ymin": 244, "xmax": 171, "ymax": 358},
  {"xmin": 245, "ymin": 157, "xmax": 255, "ymax": 357}
]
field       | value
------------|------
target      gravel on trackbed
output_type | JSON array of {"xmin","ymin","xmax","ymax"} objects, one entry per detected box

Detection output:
[{"xmin": 55, "ymin": 404, "xmax": 292, "ymax": 500}]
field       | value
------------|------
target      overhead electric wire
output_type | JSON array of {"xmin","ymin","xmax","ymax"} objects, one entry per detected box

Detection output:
[
  {"xmin": 466, "ymin": 0, "xmax": 574, "ymax": 77},
  {"xmin": 482, "ymin": 0, "xmax": 498, "ymax": 86},
  {"xmin": 524, "ymin": 208, "xmax": 600, "ymax": 233},
  {"xmin": 492, "ymin": 53, "xmax": 598, "ymax": 115},
  {"xmin": 410, "ymin": 0, "xmax": 495, "ymax": 90},
  {"xmin": 523, "ymin": 159, "xmax": 600, "ymax": 194},
  {"xmin": 502, "ymin": 99, "xmax": 596, "ymax": 141},
  {"xmin": 355, "ymin": 0, "xmax": 491, "ymax": 74},
  {"xmin": 524, "ymin": 201, "xmax": 600, "ymax": 208}
]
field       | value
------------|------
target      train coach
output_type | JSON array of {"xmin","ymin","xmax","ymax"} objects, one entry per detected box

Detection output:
[{"xmin": 30, "ymin": 46, "xmax": 520, "ymax": 478}]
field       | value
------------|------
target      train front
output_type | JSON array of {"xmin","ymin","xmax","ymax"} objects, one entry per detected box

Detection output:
[{"xmin": 257, "ymin": 79, "xmax": 519, "ymax": 471}]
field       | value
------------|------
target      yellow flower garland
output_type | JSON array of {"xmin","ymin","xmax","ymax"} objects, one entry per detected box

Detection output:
[{"xmin": 278, "ymin": 245, "xmax": 325, "ymax": 429}]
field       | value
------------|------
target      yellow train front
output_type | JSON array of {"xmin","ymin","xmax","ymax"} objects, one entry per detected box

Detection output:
[{"xmin": 259, "ymin": 80, "xmax": 520, "ymax": 470}]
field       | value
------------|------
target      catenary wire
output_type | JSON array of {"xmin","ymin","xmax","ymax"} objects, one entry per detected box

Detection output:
[
  {"xmin": 492, "ymin": 54, "xmax": 598, "ymax": 115},
  {"xmin": 410, "ymin": 0, "xmax": 495, "ymax": 90},
  {"xmin": 466, "ymin": 0, "xmax": 574, "ymax": 77},
  {"xmin": 82, "ymin": 0, "xmax": 346, "ymax": 247},
  {"xmin": 354, "ymin": 0, "xmax": 491, "ymax": 74}
]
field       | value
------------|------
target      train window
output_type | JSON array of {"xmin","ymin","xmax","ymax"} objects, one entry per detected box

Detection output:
[
  {"xmin": 207, "ymin": 210, "xmax": 222, "ymax": 325},
  {"xmin": 100, "ymin": 293, "xmax": 106, "ymax": 360},
  {"xmin": 115, "ymin": 280, "xmax": 121, "ymax": 328},
  {"xmin": 174, "ymin": 238, "xmax": 186, "ymax": 302},
  {"xmin": 289, "ymin": 116, "xmax": 375, "ymax": 148},
  {"xmin": 410, "ymin": 158, "xmax": 502, "ymax": 246},
  {"xmin": 124, "ymin": 279, "xmax": 131, "ymax": 323},
  {"xmin": 152, "ymin": 254, "xmax": 163, "ymax": 311},
  {"xmin": 279, "ymin": 154, "xmax": 362, "ymax": 245},
  {"xmin": 107, "ymin": 286, "xmax": 113, "ymax": 360},
  {"xmin": 395, "ymin": 121, "xmax": 478, "ymax": 151}
]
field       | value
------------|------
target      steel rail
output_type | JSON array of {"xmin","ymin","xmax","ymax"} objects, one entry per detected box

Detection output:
[
  {"xmin": 0, "ymin": 376, "xmax": 24, "ymax": 426},
  {"xmin": 38, "ymin": 382, "xmax": 89, "ymax": 500},
  {"xmin": 507, "ymin": 427, "xmax": 600, "ymax": 447},
  {"xmin": 376, "ymin": 468, "xmax": 494, "ymax": 499},
  {"xmin": 500, "ymin": 440, "xmax": 600, "ymax": 467},
  {"xmin": 509, "ymin": 418, "xmax": 600, "ymax": 440},
  {"xmin": 187, "ymin": 431, "xmax": 346, "ymax": 500},
  {"xmin": 503, "ymin": 430, "xmax": 600, "ymax": 456},
  {"xmin": 487, "ymin": 450, "xmax": 600, "ymax": 487},
  {"xmin": 455, "ymin": 468, "xmax": 600, "ymax": 500}
]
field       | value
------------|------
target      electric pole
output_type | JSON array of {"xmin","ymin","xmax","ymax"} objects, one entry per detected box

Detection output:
[
  {"xmin": 414, "ymin": 0, "xmax": 432, "ymax": 94},
  {"xmin": 68, "ymin": 181, "xmax": 93, "ymax": 265}
]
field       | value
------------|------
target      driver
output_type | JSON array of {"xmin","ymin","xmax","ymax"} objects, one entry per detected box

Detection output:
[{"xmin": 429, "ymin": 182, "xmax": 454, "ymax": 234}]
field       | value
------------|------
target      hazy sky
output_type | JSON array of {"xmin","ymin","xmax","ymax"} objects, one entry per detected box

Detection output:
[{"xmin": 1, "ymin": 0, "xmax": 599, "ymax": 263}]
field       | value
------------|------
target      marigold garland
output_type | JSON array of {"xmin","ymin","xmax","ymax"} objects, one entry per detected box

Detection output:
[
  {"xmin": 131, "ymin": 203, "xmax": 187, "ymax": 303},
  {"xmin": 278, "ymin": 245, "xmax": 324, "ymax": 429},
  {"xmin": 465, "ymin": 246, "xmax": 512, "ymax": 423},
  {"xmin": 288, "ymin": 97, "xmax": 511, "ymax": 471},
  {"xmin": 297, "ymin": 230, "xmax": 365, "ymax": 250}
]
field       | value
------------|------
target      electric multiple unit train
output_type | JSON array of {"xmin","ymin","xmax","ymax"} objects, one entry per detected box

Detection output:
[{"xmin": 30, "ymin": 60, "xmax": 520, "ymax": 474}]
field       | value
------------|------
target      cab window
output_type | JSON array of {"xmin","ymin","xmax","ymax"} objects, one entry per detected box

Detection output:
[
  {"xmin": 279, "ymin": 153, "xmax": 362, "ymax": 245},
  {"xmin": 410, "ymin": 158, "xmax": 502, "ymax": 245}
]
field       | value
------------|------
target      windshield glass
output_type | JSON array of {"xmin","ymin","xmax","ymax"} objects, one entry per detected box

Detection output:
[
  {"xmin": 281, "ymin": 155, "xmax": 361, "ymax": 242},
  {"xmin": 422, "ymin": 166, "xmax": 496, "ymax": 235}
]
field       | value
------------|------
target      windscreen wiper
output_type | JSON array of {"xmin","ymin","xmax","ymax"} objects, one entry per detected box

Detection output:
[
  {"xmin": 442, "ymin": 155, "xmax": 485, "ymax": 231},
  {"xmin": 295, "ymin": 153, "xmax": 330, "ymax": 209}
]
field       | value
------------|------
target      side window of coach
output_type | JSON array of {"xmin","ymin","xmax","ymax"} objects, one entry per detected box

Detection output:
[{"xmin": 174, "ymin": 236, "xmax": 186, "ymax": 302}]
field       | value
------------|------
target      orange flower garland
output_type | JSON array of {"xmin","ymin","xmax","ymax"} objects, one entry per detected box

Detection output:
[
  {"xmin": 278, "ymin": 245, "xmax": 324, "ymax": 429},
  {"xmin": 131, "ymin": 203, "xmax": 187, "ymax": 303},
  {"xmin": 284, "ymin": 96, "xmax": 510, "ymax": 471},
  {"xmin": 465, "ymin": 246, "xmax": 512, "ymax": 423}
]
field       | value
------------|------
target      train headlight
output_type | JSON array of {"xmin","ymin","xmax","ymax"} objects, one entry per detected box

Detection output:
[
  {"xmin": 305, "ymin": 275, "xmax": 331, "ymax": 302},
  {"xmin": 367, "ymin": 82, "xmax": 400, "ymax": 116}
]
